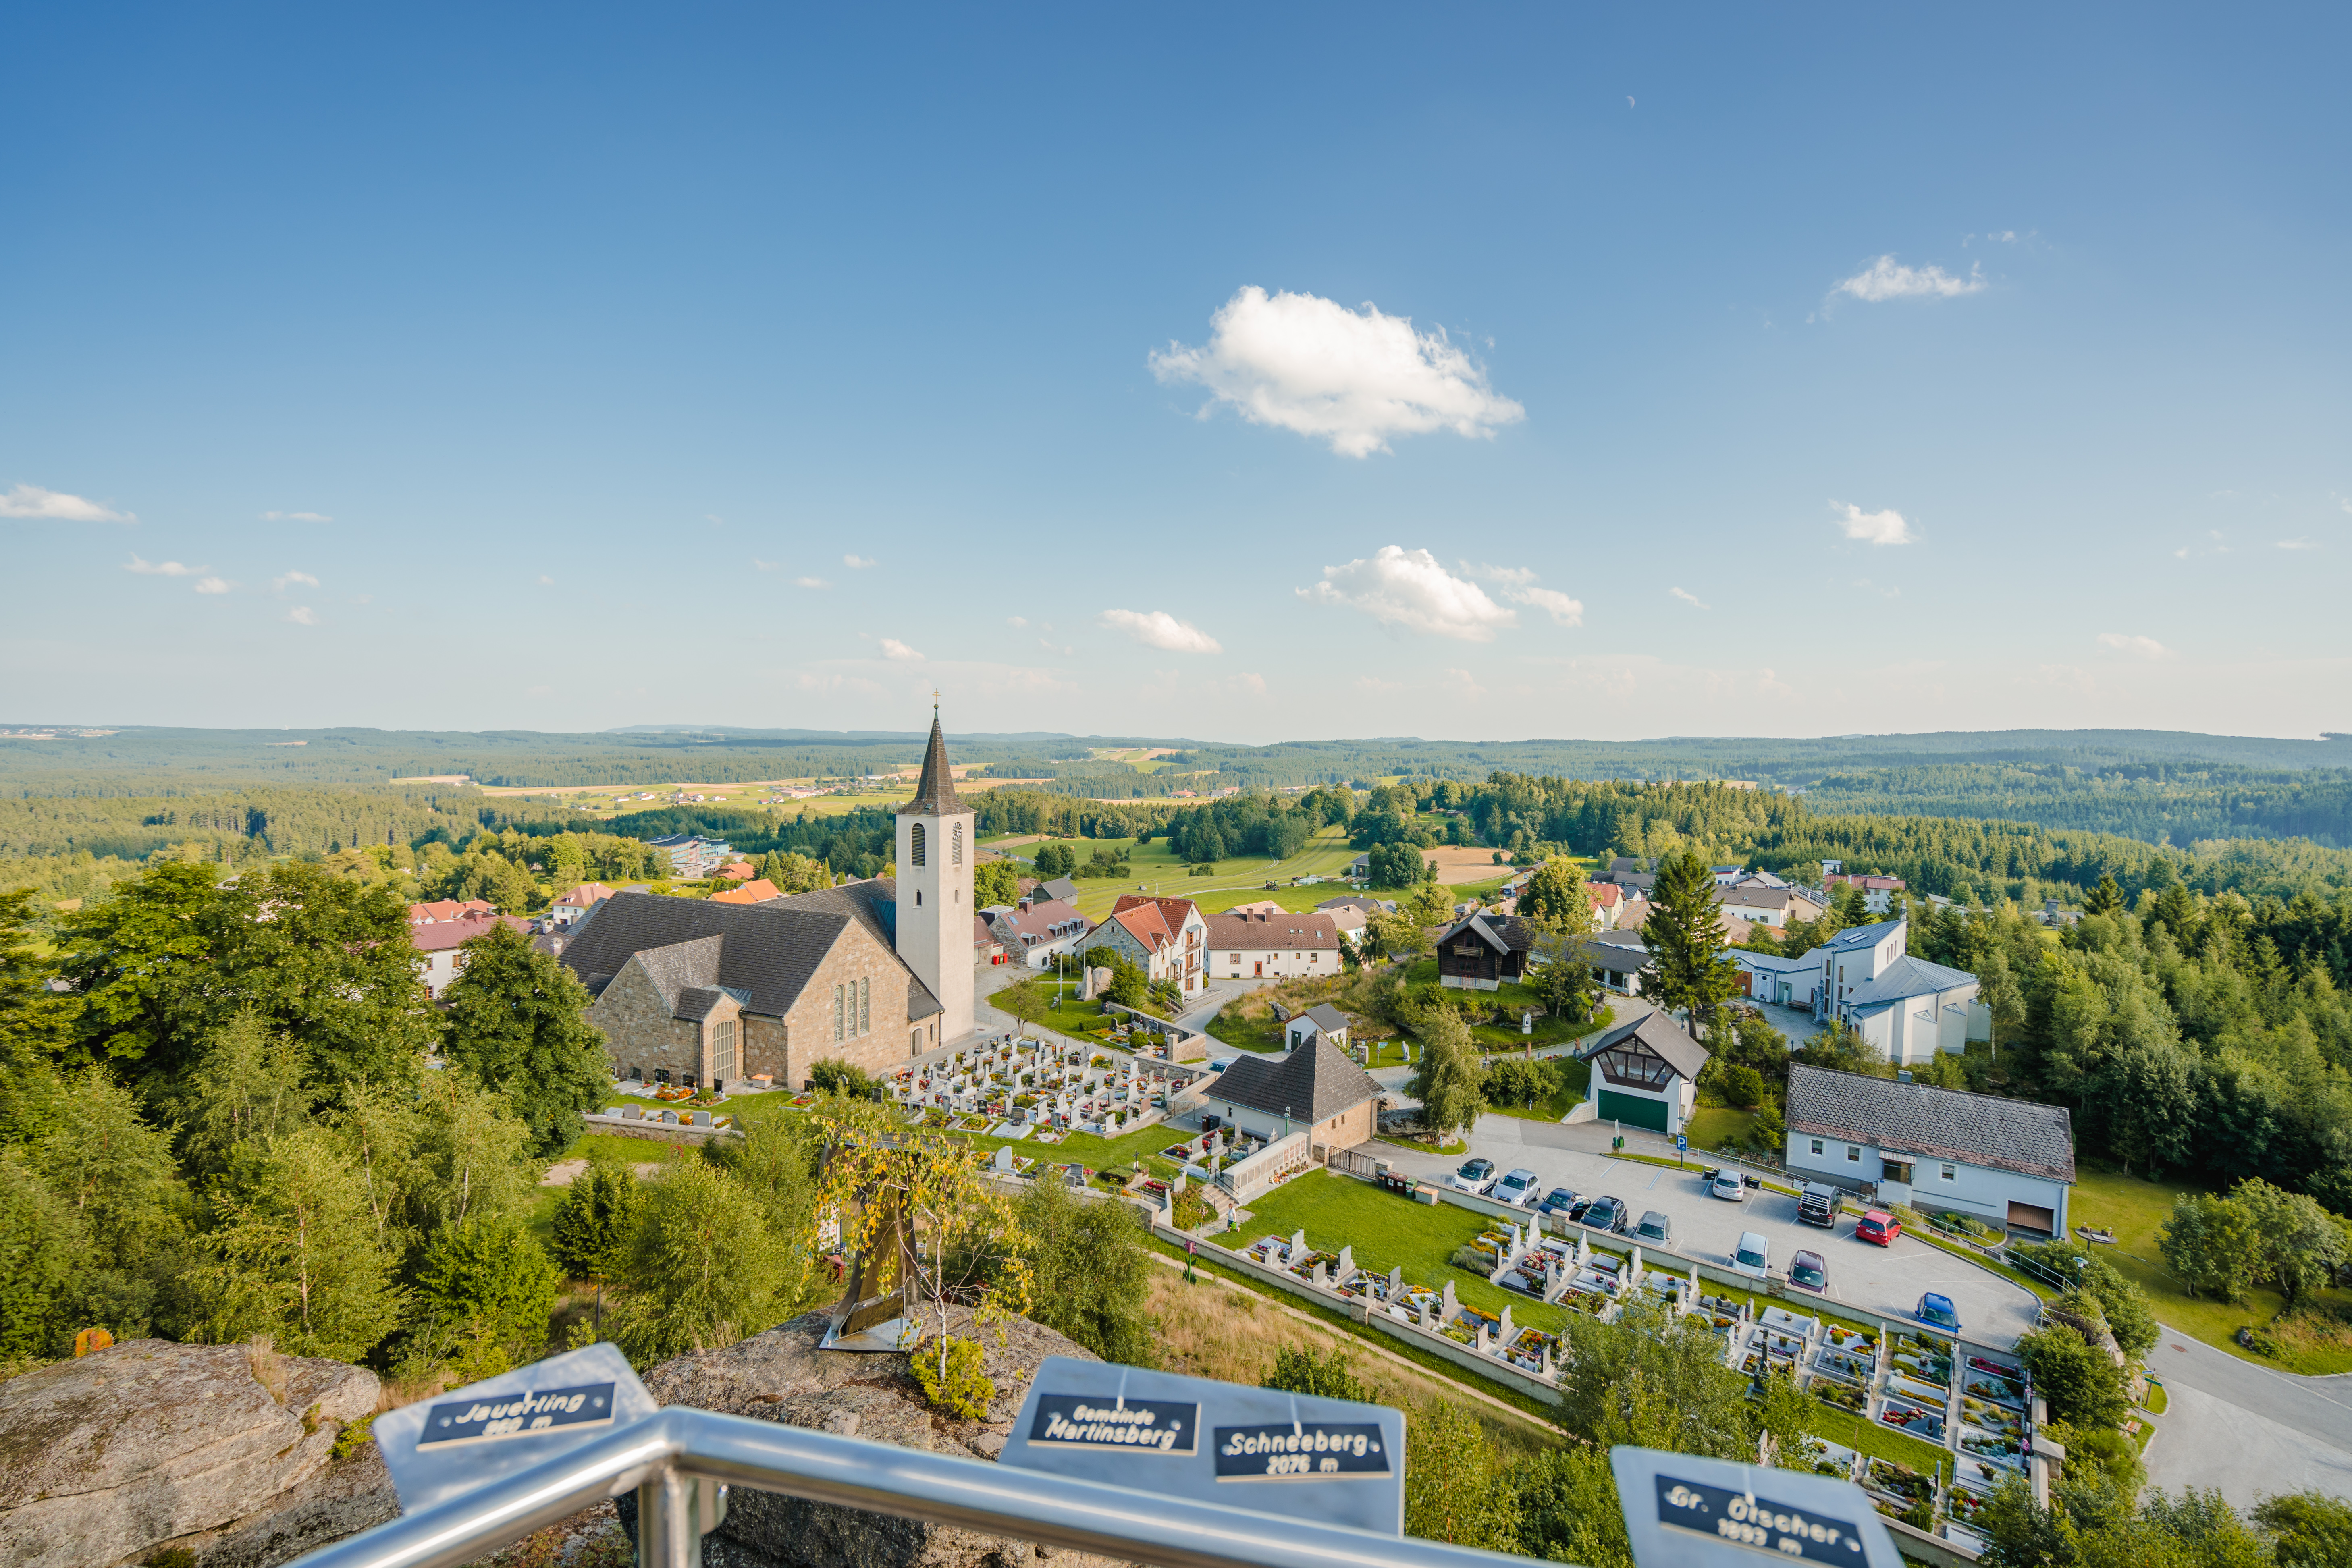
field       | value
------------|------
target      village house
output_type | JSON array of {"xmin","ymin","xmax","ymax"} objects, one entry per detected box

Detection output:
[
  {"xmin": 1090, "ymin": 895, "xmax": 1209, "ymax": 993},
  {"xmin": 411, "ymin": 912, "xmax": 530, "ymax": 999},
  {"xmin": 1582, "ymin": 939, "xmax": 1650, "ymax": 997},
  {"xmin": 1577, "ymin": 1009, "xmax": 1709, "ymax": 1137},
  {"xmin": 1714, "ymin": 881, "xmax": 1823, "ymax": 929},
  {"xmin": 1785, "ymin": 1064, "xmax": 2073, "ymax": 1237},
  {"xmin": 1282, "ymin": 1002, "xmax": 1352, "ymax": 1053},
  {"xmin": 1586, "ymin": 882, "xmax": 1624, "ymax": 929},
  {"xmin": 1200, "ymin": 1036, "xmax": 1382, "ymax": 1150},
  {"xmin": 548, "ymin": 883, "xmax": 615, "ymax": 928},
  {"xmin": 988, "ymin": 893, "xmax": 1093, "ymax": 967},
  {"xmin": 709, "ymin": 878, "xmax": 784, "ymax": 905},
  {"xmin": 1432, "ymin": 910, "xmax": 1538, "ymax": 989},
  {"xmin": 409, "ymin": 898, "xmax": 495, "ymax": 925},
  {"xmin": 1825, "ymin": 870, "xmax": 1906, "ymax": 912},
  {"xmin": 1203, "ymin": 906, "xmax": 1343, "ymax": 979}
]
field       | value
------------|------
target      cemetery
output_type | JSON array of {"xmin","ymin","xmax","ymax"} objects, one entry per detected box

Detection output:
[{"xmin": 1181, "ymin": 1165, "xmax": 2017, "ymax": 1551}]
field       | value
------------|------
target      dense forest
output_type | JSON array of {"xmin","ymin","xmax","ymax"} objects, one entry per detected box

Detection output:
[{"xmin": 1802, "ymin": 762, "xmax": 2352, "ymax": 848}]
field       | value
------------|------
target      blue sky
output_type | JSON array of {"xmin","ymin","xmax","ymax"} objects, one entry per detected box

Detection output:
[{"xmin": 4, "ymin": 4, "xmax": 2347, "ymax": 743}]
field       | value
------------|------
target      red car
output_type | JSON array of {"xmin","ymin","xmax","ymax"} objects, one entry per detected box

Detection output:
[{"xmin": 1855, "ymin": 1209, "xmax": 1900, "ymax": 1246}]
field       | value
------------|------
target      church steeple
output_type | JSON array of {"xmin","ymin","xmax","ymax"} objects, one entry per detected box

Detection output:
[{"xmin": 902, "ymin": 708, "xmax": 964, "ymax": 816}]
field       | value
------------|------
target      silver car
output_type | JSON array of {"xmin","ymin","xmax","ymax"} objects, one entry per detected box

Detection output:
[
  {"xmin": 1731, "ymin": 1230, "xmax": 1772, "ymax": 1280},
  {"xmin": 1710, "ymin": 1168, "xmax": 1745, "ymax": 1202}
]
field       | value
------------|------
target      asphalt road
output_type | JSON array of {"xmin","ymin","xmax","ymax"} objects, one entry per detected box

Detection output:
[
  {"xmin": 2142, "ymin": 1325, "xmax": 2352, "ymax": 1506},
  {"xmin": 1374, "ymin": 1111, "xmax": 2046, "ymax": 1346}
]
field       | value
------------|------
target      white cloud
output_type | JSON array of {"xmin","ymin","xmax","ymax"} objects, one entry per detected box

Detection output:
[
  {"xmin": 276, "ymin": 571, "xmax": 321, "ymax": 591},
  {"xmin": 1832, "ymin": 501, "xmax": 1917, "ymax": 546},
  {"xmin": 536, "ymin": 574, "xmax": 554, "ymax": 585},
  {"xmin": 285, "ymin": 606, "xmax": 320, "ymax": 625},
  {"xmin": 195, "ymin": 577, "xmax": 233, "ymax": 595},
  {"xmin": 2096, "ymin": 632, "xmax": 2167, "ymax": 660},
  {"xmin": 1669, "ymin": 587, "xmax": 1710, "ymax": 609},
  {"xmin": 1833, "ymin": 256, "xmax": 1986, "ymax": 302},
  {"xmin": 1507, "ymin": 586, "xmax": 1585, "ymax": 627},
  {"xmin": 1007, "ymin": 616, "xmax": 1028, "ymax": 628},
  {"xmin": 1298, "ymin": 546, "xmax": 1517, "ymax": 641},
  {"xmin": 2277, "ymin": 538, "xmax": 2320, "ymax": 550},
  {"xmin": 1149, "ymin": 286, "xmax": 1525, "ymax": 458},
  {"xmin": 4, "ymin": 484, "xmax": 134, "ymax": 522},
  {"xmin": 879, "ymin": 638, "xmax": 923, "ymax": 661},
  {"xmin": 1232, "ymin": 672, "xmax": 1268, "ymax": 698},
  {"xmin": 124, "ymin": 555, "xmax": 209, "ymax": 577},
  {"xmin": 1099, "ymin": 609, "xmax": 1223, "ymax": 654},
  {"xmin": 1458, "ymin": 561, "xmax": 1538, "ymax": 586},
  {"xmin": 794, "ymin": 576, "xmax": 831, "ymax": 589},
  {"xmin": 260, "ymin": 510, "xmax": 333, "ymax": 522},
  {"xmin": 844, "ymin": 554, "xmax": 877, "ymax": 568}
]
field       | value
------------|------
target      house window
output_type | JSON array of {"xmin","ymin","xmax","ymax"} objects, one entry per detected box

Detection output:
[
  {"xmin": 952, "ymin": 823, "xmax": 963, "ymax": 865},
  {"xmin": 1941, "ymin": 1163, "xmax": 1957, "ymax": 1181},
  {"xmin": 859, "ymin": 976, "xmax": 870, "ymax": 1035},
  {"xmin": 910, "ymin": 822, "xmax": 926, "ymax": 867},
  {"xmin": 709, "ymin": 1018, "xmax": 736, "ymax": 1081},
  {"xmin": 1847, "ymin": 1145, "xmax": 1861, "ymax": 1163},
  {"xmin": 1810, "ymin": 1139, "xmax": 1824, "ymax": 1157}
]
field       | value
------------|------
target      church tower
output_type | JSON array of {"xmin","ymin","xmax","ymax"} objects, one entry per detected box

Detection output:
[{"xmin": 893, "ymin": 707, "xmax": 974, "ymax": 1049}]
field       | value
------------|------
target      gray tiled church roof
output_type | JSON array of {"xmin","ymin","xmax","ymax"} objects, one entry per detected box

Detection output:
[{"xmin": 1787, "ymin": 1065, "xmax": 2075, "ymax": 1183}]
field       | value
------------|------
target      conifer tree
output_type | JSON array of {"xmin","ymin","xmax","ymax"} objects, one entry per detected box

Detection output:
[{"xmin": 1639, "ymin": 851, "xmax": 1740, "ymax": 1040}]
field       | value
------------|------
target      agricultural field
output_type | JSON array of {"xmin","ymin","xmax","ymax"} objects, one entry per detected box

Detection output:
[{"xmin": 996, "ymin": 824, "xmax": 1369, "ymax": 919}]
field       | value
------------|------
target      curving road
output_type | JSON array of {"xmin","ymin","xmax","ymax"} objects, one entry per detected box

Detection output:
[{"xmin": 2142, "ymin": 1324, "xmax": 2352, "ymax": 1506}]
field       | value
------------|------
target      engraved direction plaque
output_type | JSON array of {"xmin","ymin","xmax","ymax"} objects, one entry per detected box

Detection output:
[
  {"xmin": 373, "ymin": 1344, "xmax": 659, "ymax": 1514},
  {"xmin": 1608, "ymin": 1448, "xmax": 1904, "ymax": 1568},
  {"xmin": 1002, "ymin": 1357, "xmax": 1404, "ymax": 1534},
  {"xmin": 1028, "ymin": 1394, "xmax": 1199, "ymax": 1455}
]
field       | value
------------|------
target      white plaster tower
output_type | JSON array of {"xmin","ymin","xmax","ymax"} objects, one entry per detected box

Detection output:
[{"xmin": 893, "ymin": 706, "xmax": 974, "ymax": 1049}]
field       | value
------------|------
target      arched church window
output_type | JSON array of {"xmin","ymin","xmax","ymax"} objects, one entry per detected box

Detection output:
[
  {"xmin": 910, "ymin": 822, "xmax": 926, "ymax": 867},
  {"xmin": 952, "ymin": 822, "xmax": 963, "ymax": 866}
]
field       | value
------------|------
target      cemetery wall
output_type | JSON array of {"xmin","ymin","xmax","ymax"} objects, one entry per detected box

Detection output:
[{"xmin": 579, "ymin": 1111, "xmax": 729, "ymax": 1145}]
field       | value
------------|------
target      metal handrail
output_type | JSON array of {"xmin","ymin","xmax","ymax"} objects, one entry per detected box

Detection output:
[{"xmin": 293, "ymin": 1406, "xmax": 1543, "ymax": 1568}]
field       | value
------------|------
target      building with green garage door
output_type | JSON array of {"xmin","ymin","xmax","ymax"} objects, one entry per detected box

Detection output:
[{"xmin": 1578, "ymin": 1010, "xmax": 1708, "ymax": 1138}]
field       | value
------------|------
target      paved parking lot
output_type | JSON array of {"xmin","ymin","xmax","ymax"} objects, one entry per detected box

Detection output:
[{"xmin": 1373, "ymin": 1113, "xmax": 2043, "ymax": 1346}]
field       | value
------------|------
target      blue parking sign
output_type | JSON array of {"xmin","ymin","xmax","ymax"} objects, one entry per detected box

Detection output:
[{"xmin": 1674, "ymin": 1134, "xmax": 1687, "ymax": 1152}]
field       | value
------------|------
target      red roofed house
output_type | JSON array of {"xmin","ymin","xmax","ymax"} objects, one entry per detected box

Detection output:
[
  {"xmin": 1203, "ymin": 908, "xmax": 1342, "ymax": 980},
  {"xmin": 550, "ymin": 883, "xmax": 617, "ymax": 928},
  {"xmin": 409, "ymin": 898, "xmax": 496, "ymax": 926},
  {"xmin": 1091, "ymin": 895, "xmax": 1209, "ymax": 995},
  {"xmin": 713, "ymin": 862, "xmax": 758, "ymax": 882},
  {"xmin": 1586, "ymin": 883, "xmax": 1624, "ymax": 930},
  {"xmin": 974, "ymin": 915, "xmax": 1005, "ymax": 966},
  {"xmin": 987, "ymin": 894, "xmax": 1092, "ymax": 967},
  {"xmin": 412, "ymin": 913, "xmax": 532, "ymax": 999},
  {"xmin": 709, "ymin": 879, "xmax": 784, "ymax": 906}
]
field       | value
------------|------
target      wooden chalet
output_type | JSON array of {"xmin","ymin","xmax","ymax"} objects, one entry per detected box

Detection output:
[{"xmin": 1434, "ymin": 912, "xmax": 1536, "ymax": 991}]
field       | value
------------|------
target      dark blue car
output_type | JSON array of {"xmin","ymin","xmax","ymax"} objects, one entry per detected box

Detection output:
[
  {"xmin": 1538, "ymin": 1188, "xmax": 1579, "ymax": 1217},
  {"xmin": 1915, "ymin": 1292, "xmax": 1962, "ymax": 1333}
]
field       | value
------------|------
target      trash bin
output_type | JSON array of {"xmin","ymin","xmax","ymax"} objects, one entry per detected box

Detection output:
[{"xmin": 1612, "ymin": 1135, "xmax": 1624, "ymax": 1152}]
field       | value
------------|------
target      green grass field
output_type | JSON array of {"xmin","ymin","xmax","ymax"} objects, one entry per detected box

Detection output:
[
  {"xmin": 1231, "ymin": 1169, "xmax": 1568, "ymax": 1333},
  {"xmin": 998, "ymin": 825, "xmax": 1368, "ymax": 919}
]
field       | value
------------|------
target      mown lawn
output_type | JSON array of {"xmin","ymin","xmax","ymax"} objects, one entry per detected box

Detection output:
[
  {"xmin": 1229, "ymin": 1170, "xmax": 1567, "ymax": 1332},
  {"xmin": 2066, "ymin": 1167, "xmax": 2322, "ymax": 1369},
  {"xmin": 1685, "ymin": 1107, "xmax": 1759, "ymax": 1149},
  {"xmin": 1804, "ymin": 1403, "xmax": 1952, "ymax": 1477}
]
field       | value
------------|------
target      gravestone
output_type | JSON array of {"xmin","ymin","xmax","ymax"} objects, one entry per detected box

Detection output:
[
  {"xmin": 1440, "ymin": 1281, "xmax": 1458, "ymax": 1319},
  {"xmin": 994, "ymin": 1145, "xmax": 1015, "ymax": 1173},
  {"xmin": 1336, "ymin": 1244, "xmax": 1354, "ymax": 1277},
  {"xmin": 1499, "ymin": 1305, "xmax": 1515, "ymax": 1344}
]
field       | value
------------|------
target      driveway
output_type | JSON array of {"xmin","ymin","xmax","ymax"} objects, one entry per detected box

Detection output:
[
  {"xmin": 1373, "ymin": 1112, "xmax": 2044, "ymax": 1347},
  {"xmin": 2142, "ymin": 1325, "xmax": 2352, "ymax": 1506}
]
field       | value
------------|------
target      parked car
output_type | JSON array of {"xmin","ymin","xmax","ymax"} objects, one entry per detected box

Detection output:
[
  {"xmin": 1494, "ymin": 1168, "xmax": 1542, "ymax": 1207},
  {"xmin": 1451, "ymin": 1158, "xmax": 1499, "ymax": 1195},
  {"xmin": 1537, "ymin": 1187, "xmax": 1579, "ymax": 1217},
  {"xmin": 1788, "ymin": 1250, "xmax": 1828, "ymax": 1294},
  {"xmin": 1633, "ymin": 1210, "xmax": 1673, "ymax": 1246},
  {"xmin": 1567, "ymin": 1196, "xmax": 1596, "ymax": 1224},
  {"xmin": 1730, "ymin": 1231, "xmax": 1771, "ymax": 1280},
  {"xmin": 1855, "ymin": 1209, "xmax": 1900, "ymax": 1247},
  {"xmin": 1798, "ymin": 1184, "xmax": 1841, "ymax": 1228},
  {"xmin": 1582, "ymin": 1195, "xmax": 1627, "ymax": 1232},
  {"xmin": 1915, "ymin": 1292, "xmax": 1963, "ymax": 1333},
  {"xmin": 1709, "ymin": 1168, "xmax": 1746, "ymax": 1202}
]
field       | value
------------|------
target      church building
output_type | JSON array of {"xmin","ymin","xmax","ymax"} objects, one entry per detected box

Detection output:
[{"xmin": 557, "ymin": 712, "xmax": 977, "ymax": 1089}]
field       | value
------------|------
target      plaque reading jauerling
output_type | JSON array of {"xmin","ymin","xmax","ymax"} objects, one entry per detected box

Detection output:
[
  {"xmin": 1028, "ymin": 1394, "xmax": 1198, "ymax": 1455},
  {"xmin": 1213, "ymin": 1422, "xmax": 1390, "ymax": 1482},
  {"xmin": 416, "ymin": 1383, "xmax": 619, "ymax": 1450}
]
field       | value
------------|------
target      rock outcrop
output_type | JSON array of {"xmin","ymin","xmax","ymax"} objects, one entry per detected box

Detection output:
[
  {"xmin": 0, "ymin": 1339, "xmax": 382, "ymax": 1568},
  {"xmin": 624, "ymin": 1308, "xmax": 1125, "ymax": 1568}
]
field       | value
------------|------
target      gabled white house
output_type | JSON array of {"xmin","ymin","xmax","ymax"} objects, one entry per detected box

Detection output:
[{"xmin": 1785, "ymin": 1064, "xmax": 2074, "ymax": 1237}]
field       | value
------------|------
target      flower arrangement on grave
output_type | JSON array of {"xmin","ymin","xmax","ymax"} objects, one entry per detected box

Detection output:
[
  {"xmin": 1962, "ymin": 1398, "xmax": 2022, "ymax": 1436},
  {"xmin": 956, "ymin": 1114, "xmax": 995, "ymax": 1132},
  {"xmin": 1878, "ymin": 1401, "xmax": 1939, "ymax": 1435},
  {"xmin": 1802, "ymin": 1441, "xmax": 1853, "ymax": 1479},
  {"xmin": 1287, "ymin": 1249, "xmax": 1340, "ymax": 1281},
  {"xmin": 1810, "ymin": 1381, "xmax": 1867, "ymax": 1414},
  {"xmin": 1865, "ymin": 1461, "xmax": 1931, "ymax": 1506},
  {"xmin": 1825, "ymin": 1324, "xmax": 1876, "ymax": 1354},
  {"xmin": 1945, "ymin": 1488, "xmax": 1988, "ymax": 1524},
  {"xmin": 1959, "ymin": 1432, "xmax": 2023, "ymax": 1464}
]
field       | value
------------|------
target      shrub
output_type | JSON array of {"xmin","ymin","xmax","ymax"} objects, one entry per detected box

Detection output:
[
  {"xmin": 1171, "ymin": 1186, "xmax": 1213, "ymax": 1231},
  {"xmin": 807, "ymin": 1059, "xmax": 878, "ymax": 1098},
  {"xmin": 1261, "ymin": 1345, "xmax": 1369, "ymax": 1402},
  {"xmin": 2017, "ymin": 1323, "xmax": 2127, "ymax": 1429},
  {"xmin": 1720, "ymin": 1064, "xmax": 1764, "ymax": 1109},
  {"xmin": 911, "ymin": 1334, "xmax": 994, "ymax": 1419}
]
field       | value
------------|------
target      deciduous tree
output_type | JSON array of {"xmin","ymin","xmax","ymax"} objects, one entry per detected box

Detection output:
[
  {"xmin": 1407, "ymin": 1001, "xmax": 1484, "ymax": 1144},
  {"xmin": 440, "ymin": 922, "xmax": 611, "ymax": 1158}
]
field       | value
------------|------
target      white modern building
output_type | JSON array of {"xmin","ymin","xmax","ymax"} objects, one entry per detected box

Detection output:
[{"xmin": 1784, "ymin": 1064, "xmax": 2075, "ymax": 1238}]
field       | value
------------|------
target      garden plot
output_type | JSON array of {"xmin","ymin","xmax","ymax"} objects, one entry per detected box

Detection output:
[
  {"xmin": 1863, "ymin": 1458, "xmax": 1936, "ymax": 1519},
  {"xmin": 1793, "ymin": 1436, "xmax": 1861, "ymax": 1483},
  {"xmin": 1963, "ymin": 1353, "xmax": 2027, "ymax": 1410}
]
